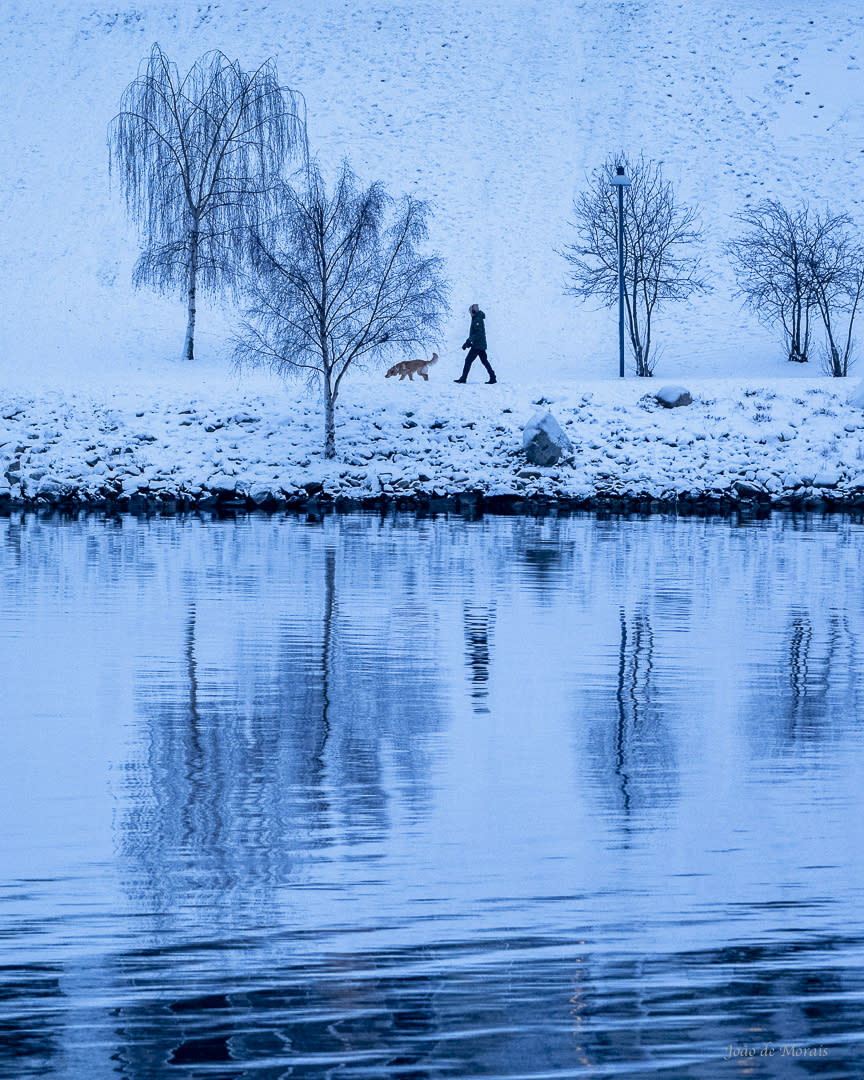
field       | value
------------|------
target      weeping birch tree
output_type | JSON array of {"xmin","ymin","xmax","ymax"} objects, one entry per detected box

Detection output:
[
  {"xmin": 109, "ymin": 43, "xmax": 307, "ymax": 361},
  {"xmin": 562, "ymin": 153, "xmax": 707, "ymax": 376},
  {"xmin": 234, "ymin": 161, "xmax": 449, "ymax": 459}
]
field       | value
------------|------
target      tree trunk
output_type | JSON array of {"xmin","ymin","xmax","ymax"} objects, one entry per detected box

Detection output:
[
  {"xmin": 790, "ymin": 301, "xmax": 802, "ymax": 361},
  {"xmin": 184, "ymin": 223, "xmax": 199, "ymax": 362},
  {"xmin": 823, "ymin": 311, "xmax": 842, "ymax": 376},
  {"xmin": 324, "ymin": 381, "xmax": 336, "ymax": 459}
]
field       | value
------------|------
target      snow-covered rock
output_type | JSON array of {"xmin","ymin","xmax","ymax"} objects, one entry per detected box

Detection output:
[
  {"xmin": 655, "ymin": 386, "xmax": 693, "ymax": 409},
  {"xmin": 249, "ymin": 485, "xmax": 278, "ymax": 506},
  {"xmin": 522, "ymin": 410, "xmax": 573, "ymax": 466},
  {"xmin": 813, "ymin": 470, "xmax": 842, "ymax": 488},
  {"xmin": 207, "ymin": 473, "xmax": 238, "ymax": 494},
  {"xmin": 34, "ymin": 478, "xmax": 67, "ymax": 501}
]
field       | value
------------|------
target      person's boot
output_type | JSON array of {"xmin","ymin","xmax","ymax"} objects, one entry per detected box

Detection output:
[
  {"xmin": 486, "ymin": 376, "xmax": 497, "ymax": 384},
  {"xmin": 454, "ymin": 377, "xmax": 467, "ymax": 383}
]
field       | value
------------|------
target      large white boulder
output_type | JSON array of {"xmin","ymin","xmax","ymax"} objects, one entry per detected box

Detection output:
[
  {"xmin": 655, "ymin": 385, "xmax": 692, "ymax": 408},
  {"xmin": 522, "ymin": 410, "xmax": 573, "ymax": 466}
]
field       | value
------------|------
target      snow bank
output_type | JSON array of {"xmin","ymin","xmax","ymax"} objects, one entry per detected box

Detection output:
[{"xmin": 3, "ymin": 370, "xmax": 864, "ymax": 513}]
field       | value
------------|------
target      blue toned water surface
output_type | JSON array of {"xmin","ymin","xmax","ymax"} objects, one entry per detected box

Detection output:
[{"xmin": 1, "ymin": 510, "xmax": 863, "ymax": 1078}]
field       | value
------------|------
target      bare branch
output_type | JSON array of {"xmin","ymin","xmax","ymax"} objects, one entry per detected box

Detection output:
[
  {"xmin": 560, "ymin": 152, "xmax": 707, "ymax": 375},
  {"xmin": 234, "ymin": 160, "xmax": 449, "ymax": 458},
  {"xmin": 730, "ymin": 200, "xmax": 863, "ymax": 373}
]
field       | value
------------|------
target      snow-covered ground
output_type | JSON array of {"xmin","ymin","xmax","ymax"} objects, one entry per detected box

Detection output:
[
  {"xmin": 3, "ymin": 0, "xmax": 864, "ymax": 386},
  {"xmin": 4, "ymin": 372, "xmax": 864, "ymax": 508},
  {"xmin": 2, "ymin": 0, "xmax": 864, "ymax": 500}
]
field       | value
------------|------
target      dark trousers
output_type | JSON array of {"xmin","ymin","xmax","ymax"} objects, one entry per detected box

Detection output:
[{"xmin": 459, "ymin": 348, "xmax": 496, "ymax": 381}]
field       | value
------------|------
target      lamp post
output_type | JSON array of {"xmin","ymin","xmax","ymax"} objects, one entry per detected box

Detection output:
[{"xmin": 611, "ymin": 165, "xmax": 631, "ymax": 378}]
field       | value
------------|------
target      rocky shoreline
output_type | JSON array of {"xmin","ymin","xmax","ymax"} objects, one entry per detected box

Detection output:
[
  {"xmin": 4, "ymin": 482, "xmax": 864, "ymax": 519},
  {"xmin": 3, "ymin": 376, "xmax": 864, "ymax": 518}
]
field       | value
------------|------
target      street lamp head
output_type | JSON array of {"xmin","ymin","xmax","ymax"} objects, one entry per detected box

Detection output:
[{"xmin": 611, "ymin": 164, "xmax": 631, "ymax": 187}]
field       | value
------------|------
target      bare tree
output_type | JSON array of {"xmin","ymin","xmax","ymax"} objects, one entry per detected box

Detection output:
[
  {"xmin": 109, "ymin": 43, "xmax": 307, "ymax": 361},
  {"xmin": 727, "ymin": 200, "xmax": 816, "ymax": 364},
  {"xmin": 562, "ymin": 153, "xmax": 707, "ymax": 376},
  {"xmin": 234, "ymin": 161, "xmax": 449, "ymax": 458},
  {"xmin": 729, "ymin": 201, "xmax": 863, "ymax": 375},
  {"xmin": 807, "ymin": 212, "xmax": 864, "ymax": 377}
]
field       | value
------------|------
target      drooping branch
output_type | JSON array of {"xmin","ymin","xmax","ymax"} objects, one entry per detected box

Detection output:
[{"xmin": 108, "ymin": 43, "xmax": 307, "ymax": 358}]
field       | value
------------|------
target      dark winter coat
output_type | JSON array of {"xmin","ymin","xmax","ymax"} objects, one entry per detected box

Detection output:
[{"xmin": 463, "ymin": 309, "xmax": 487, "ymax": 351}]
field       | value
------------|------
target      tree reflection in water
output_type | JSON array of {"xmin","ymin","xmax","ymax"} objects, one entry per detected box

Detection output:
[
  {"xmin": 582, "ymin": 604, "xmax": 678, "ymax": 831},
  {"xmin": 117, "ymin": 524, "xmax": 448, "ymax": 917},
  {"xmin": 746, "ymin": 606, "xmax": 862, "ymax": 754},
  {"xmin": 4, "ymin": 513, "xmax": 864, "ymax": 1078}
]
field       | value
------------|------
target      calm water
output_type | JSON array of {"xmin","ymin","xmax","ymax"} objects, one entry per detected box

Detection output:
[{"xmin": 1, "ymin": 511, "xmax": 863, "ymax": 1079}]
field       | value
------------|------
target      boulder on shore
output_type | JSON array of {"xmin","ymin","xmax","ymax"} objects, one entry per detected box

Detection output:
[
  {"xmin": 207, "ymin": 473, "xmax": 238, "ymax": 495},
  {"xmin": 522, "ymin": 410, "xmax": 573, "ymax": 466},
  {"xmin": 655, "ymin": 385, "xmax": 692, "ymax": 408},
  {"xmin": 813, "ymin": 470, "xmax": 841, "ymax": 488},
  {"xmin": 35, "ymin": 478, "xmax": 68, "ymax": 502}
]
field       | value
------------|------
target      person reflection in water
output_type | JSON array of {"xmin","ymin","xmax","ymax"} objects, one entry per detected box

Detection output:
[{"xmin": 463, "ymin": 604, "xmax": 493, "ymax": 713}]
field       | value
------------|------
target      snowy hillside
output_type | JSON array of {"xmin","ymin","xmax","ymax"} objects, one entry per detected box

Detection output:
[{"xmin": 1, "ymin": 0, "xmax": 863, "ymax": 391}]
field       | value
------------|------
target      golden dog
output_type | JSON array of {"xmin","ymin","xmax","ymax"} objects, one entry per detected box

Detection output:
[{"xmin": 385, "ymin": 352, "xmax": 438, "ymax": 381}]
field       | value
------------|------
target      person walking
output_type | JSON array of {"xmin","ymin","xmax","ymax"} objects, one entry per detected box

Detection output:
[{"xmin": 455, "ymin": 304, "xmax": 497, "ymax": 384}]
